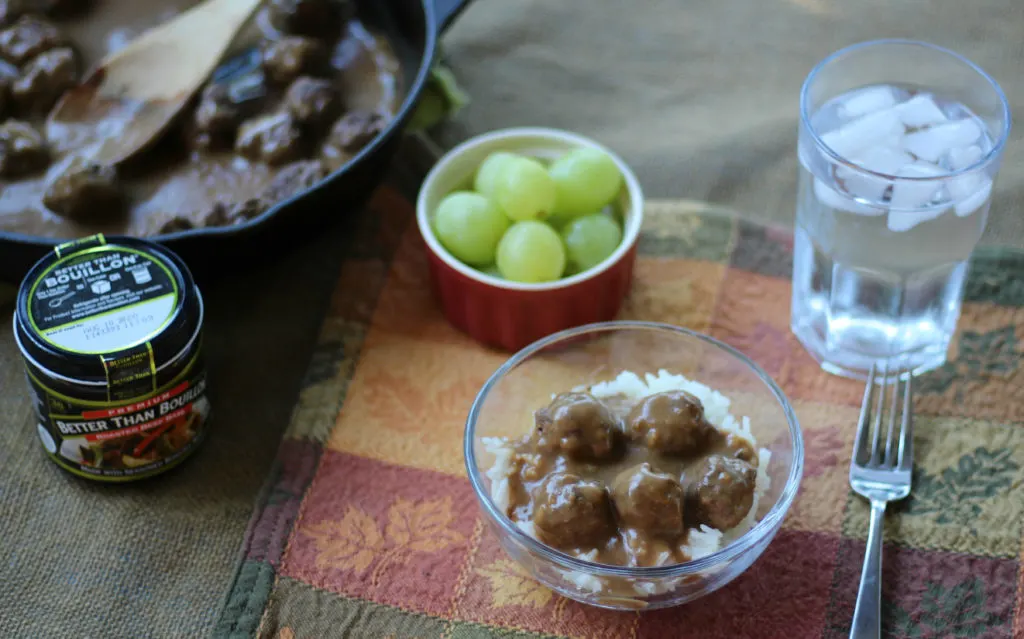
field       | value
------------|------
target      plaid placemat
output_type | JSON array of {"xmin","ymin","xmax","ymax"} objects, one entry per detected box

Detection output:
[{"xmin": 213, "ymin": 190, "xmax": 1024, "ymax": 638}]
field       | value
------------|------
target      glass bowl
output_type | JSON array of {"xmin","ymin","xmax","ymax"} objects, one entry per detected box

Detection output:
[{"xmin": 464, "ymin": 321, "xmax": 804, "ymax": 610}]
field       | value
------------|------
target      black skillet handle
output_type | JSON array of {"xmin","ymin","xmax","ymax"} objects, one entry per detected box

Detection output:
[{"xmin": 432, "ymin": 0, "xmax": 471, "ymax": 33}]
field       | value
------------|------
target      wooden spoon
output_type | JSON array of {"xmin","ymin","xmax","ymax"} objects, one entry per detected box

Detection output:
[{"xmin": 46, "ymin": 0, "xmax": 262, "ymax": 166}]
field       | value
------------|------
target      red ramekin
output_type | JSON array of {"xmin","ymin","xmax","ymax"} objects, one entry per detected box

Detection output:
[{"xmin": 416, "ymin": 127, "xmax": 644, "ymax": 351}]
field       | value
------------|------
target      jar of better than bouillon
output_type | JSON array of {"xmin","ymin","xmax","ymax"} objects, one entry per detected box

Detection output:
[{"xmin": 13, "ymin": 234, "xmax": 208, "ymax": 482}]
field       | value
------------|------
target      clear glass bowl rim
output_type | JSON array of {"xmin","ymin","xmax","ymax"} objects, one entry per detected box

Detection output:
[
  {"xmin": 799, "ymin": 38, "xmax": 1012, "ymax": 183},
  {"xmin": 463, "ymin": 320, "xmax": 805, "ymax": 580}
]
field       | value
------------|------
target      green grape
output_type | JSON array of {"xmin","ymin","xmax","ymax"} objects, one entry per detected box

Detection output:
[
  {"xmin": 549, "ymin": 147, "xmax": 623, "ymax": 217},
  {"xmin": 544, "ymin": 212, "xmax": 575, "ymax": 231},
  {"xmin": 561, "ymin": 213, "xmax": 623, "ymax": 272},
  {"xmin": 433, "ymin": 191, "xmax": 510, "ymax": 266},
  {"xmin": 473, "ymin": 151, "xmax": 519, "ymax": 198},
  {"xmin": 492, "ymin": 156, "xmax": 556, "ymax": 221},
  {"xmin": 480, "ymin": 264, "xmax": 503, "ymax": 279},
  {"xmin": 599, "ymin": 203, "xmax": 621, "ymax": 221},
  {"xmin": 496, "ymin": 221, "xmax": 566, "ymax": 283}
]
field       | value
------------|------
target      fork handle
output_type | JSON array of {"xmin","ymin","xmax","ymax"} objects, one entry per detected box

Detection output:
[{"xmin": 850, "ymin": 499, "xmax": 887, "ymax": 639}]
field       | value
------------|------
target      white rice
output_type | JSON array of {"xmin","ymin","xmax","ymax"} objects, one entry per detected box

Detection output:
[
  {"xmin": 484, "ymin": 369, "xmax": 772, "ymax": 596},
  {"xmin": 680, "ymin": 524, "xmax": 726, "ymax": 560},
  {"xmin": 482, "ymin": 437, "xmax": 515, "ymax": 514}
]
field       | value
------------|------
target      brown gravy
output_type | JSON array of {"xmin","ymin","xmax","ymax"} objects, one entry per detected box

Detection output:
[
  {"xmin": 0, "ymin": 0, "xmax": 401, "ymax": 239},
  {"xmin": 502, "ymin": 391, "xmax": 759, "ymax": 568}
]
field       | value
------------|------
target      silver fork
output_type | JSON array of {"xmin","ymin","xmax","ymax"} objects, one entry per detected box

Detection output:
[{"xmin": 849, "ymin": 363, "xmax": 914, "ymax": 639}]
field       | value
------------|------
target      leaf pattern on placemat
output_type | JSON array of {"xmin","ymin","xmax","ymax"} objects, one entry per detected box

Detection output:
[
  {"xmin": 964, "ymin": 250, "xmax": 1024, "ymax": 307},
  {"xmin": 908, "ymin": 447, "xmax": 1020, "ymax": 531},
  {"xmin": 385, "ymin": 497, "xmax": 464, "ymax": 553},
  {"xmin": 918, "ymin": 326, "xmax": 1019, "ymax": 399},
  {"xmin": 885, "ymin": 577, "xmax": 1003, "ymax": 637},
  {"xmin": 303, "ymin": 497, "xmax": 465, "ymax": 584},
  {"xmin": 476, "ymin": 559, "xmax": 553, "ymax": 609},
  {"xmin": 305, "ymin": 507, "xmax": 383, "ymax": 574},
  {"xmin": 359, "ymin": 368, "xmax": 479, "ymax": 435}
]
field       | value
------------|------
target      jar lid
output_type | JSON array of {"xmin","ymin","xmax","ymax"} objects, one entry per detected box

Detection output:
[{"xmin": 14, "ymin": 235, "xmax": 201, "ymax": 391}]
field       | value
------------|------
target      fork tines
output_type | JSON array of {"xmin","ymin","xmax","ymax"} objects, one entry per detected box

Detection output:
[{"xmin": 853, "ymin": 362, "xmax": 914, "ymax": 471}]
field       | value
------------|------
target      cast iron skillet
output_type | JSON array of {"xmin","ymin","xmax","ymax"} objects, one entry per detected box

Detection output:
[{"xmin": 0, "ymin": 0, "xmax": 470, "ymax": 282}]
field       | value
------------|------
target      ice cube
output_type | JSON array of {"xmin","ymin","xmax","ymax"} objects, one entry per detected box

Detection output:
[
  {"xmin": 882, "ymin": 133, "xmax": 904, "ymax": 148},
  {"xmin": 947, "ymin": 145, "xmax": 984, "ymax": 170},
  {"xmin": 887, "ymin": 206, "xmax": 948, "ymax": 232},
  {"xmin": 836, "ymin": 86, "xmax": 898, "ymax": 119},
  {"xmin": 944, "ymin": 144, "xmax": 991, "ymax": 216},
  {"xmin": 902, "ymin": 119, "xmax": 982, "ymax": 162},
  {"xmin": 836, "ymin": 146, "xmax": 912, "ymax": 201},
  {"xmin": 886, "ymin": 162, "xmax": 949, "ymax": 231},
  {"xmin": 836, "ymin": 168, "xmax": 890, "ymax": 201},
  {"xmin": 948, "ymin": 173, "xmax": 993, "ymax": 217},
  {"xmin": 890, "ymin": 162, "xmax": 945, "ymax": 209},
  {"xmin": 894, "ymin": 94, "xmax": 948, "ymax": 128},
  {"xmin": 820, "ymin": 109, "xmax": 904, "ymax": 158},
  {"xmin": 851, "ymin": 145, "xmax": 914, "ymax": 174},
  {"xmin": 813, "ymin": 178, "xmax": 882, "ymax": 215}
]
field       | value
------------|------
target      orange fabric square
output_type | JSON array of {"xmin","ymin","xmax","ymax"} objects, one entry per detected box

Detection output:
[
  {"xmin": 710, "ymin": 268, "xmax": 865, "ymax": 407},
  {"xmin": 325, "ymin": 332, "xmax": 506, "ymax": 476},
  {"xmin": 365, "ymin": 227, "xmax": 471, "ymax": 345},
  {"xmin": 619, "ymin": 258, "xmax": 725, "ymax": 332}
]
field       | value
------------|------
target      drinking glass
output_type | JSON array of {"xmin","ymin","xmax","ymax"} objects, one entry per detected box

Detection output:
[{"xmin": 792, "ymin": 40, "xmax": 1011, "ymax": 378}]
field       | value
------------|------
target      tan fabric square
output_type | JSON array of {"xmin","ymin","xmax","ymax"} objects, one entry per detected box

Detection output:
[{"xmin": 842, "ymin": 416, "xmax": 1024, "ymax": 559}]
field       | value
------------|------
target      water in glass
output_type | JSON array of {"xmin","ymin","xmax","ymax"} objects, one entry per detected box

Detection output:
[{"xmin": 792, "ymin": 83, "xmax": 995, "ymax": 377}]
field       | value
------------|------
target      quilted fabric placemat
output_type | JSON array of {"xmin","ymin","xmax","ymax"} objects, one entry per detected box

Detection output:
[{"xmin": 215, "ymin": 190, "xmax": 1024, "ymax": 638}]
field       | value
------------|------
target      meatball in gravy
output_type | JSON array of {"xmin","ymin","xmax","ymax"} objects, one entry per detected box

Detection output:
[
  {"xmin": 262, "ymin": 36, "xmax": 327, "ymax": 85},
  {"xmin": 694, "ymin": 455, "xmax": 757, "ymax": 531},
  {"xmin": 627, "ymin": 390, "xmax": 712, "ymax": 455},
  {"xmin": 0, "ymin": 118, "xmax": 47, "ymax": 177},
  {"xmin": 11, "ymin": 46, "xmax": 76, "ymax": 113},
  {"xmin": 0, "ymin": 15, "xmax": 62, "ymax": 65},
  {"xmin": 611, "ymin": 463, "xmax": 685, "ymax": 537},
  {"xmin": 532, "ymin": 473, "xmax": 615, "ymax": 551},
  {"xmin": 534, "ymin": 392, "xmax": 621, "ymax": 461},
  {"xmin": 491, "ymin": 377, "xmax": 763, "ymax": 568},
  {"xmin": 43, "ymin": 156, "xmax": 123, "ymax": 220}
]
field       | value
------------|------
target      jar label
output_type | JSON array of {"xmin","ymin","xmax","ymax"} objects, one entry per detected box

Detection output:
[
  {"xmin": 53, "ymin": 233, "xmax": 108, "ymax": 257},
  {"xmin": 26, "ymin": 245, "xmax": 179, "ymax": 355},
  {"xmin": 102, "ymin": 344, "xmax": 160, "ymax": 401},
  {"xmin": 26, "ymin": 354, "xmax": 209, "ymax": 481}
]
